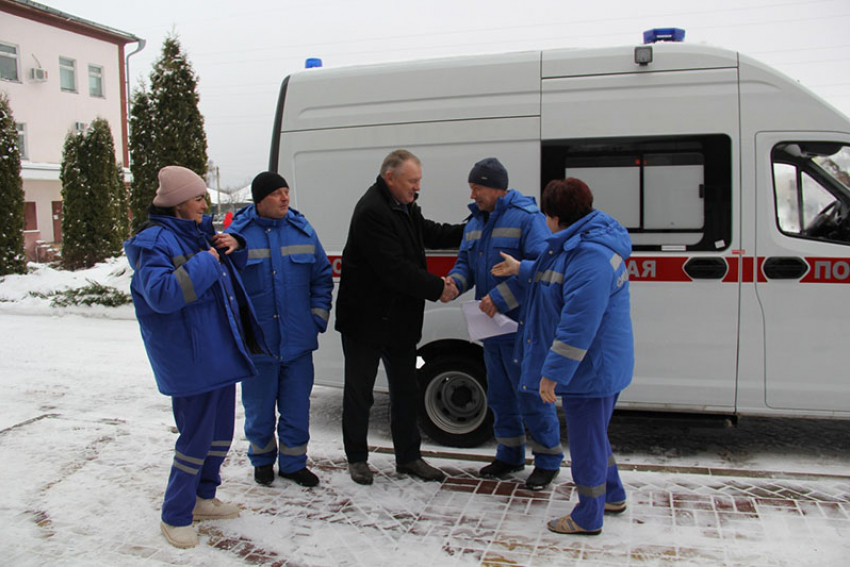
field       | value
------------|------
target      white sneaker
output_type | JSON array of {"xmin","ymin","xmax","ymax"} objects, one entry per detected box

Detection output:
[
  {"xmin": 193, "ymin": 497, "xmax": 241, "ymax": 521},
  {"xmin": 160, "ymin": 521, "xmax": 198, "ymax": 548}
]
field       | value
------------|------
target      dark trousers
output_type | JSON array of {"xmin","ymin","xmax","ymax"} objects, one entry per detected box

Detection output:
[{"xmin": 341, "ymin": 334, "xmax": 422, "ymax": 465}]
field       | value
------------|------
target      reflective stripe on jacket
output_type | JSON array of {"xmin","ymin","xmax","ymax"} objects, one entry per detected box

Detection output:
[
  {"xmin": 226, "ymin": 205, "xmax": 333, "ymax": 363},
  {"xmin": 516, "ymin": 209, "xmax": 634, "ymax": 398}
]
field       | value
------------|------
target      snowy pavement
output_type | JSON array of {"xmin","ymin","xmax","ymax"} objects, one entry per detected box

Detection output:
[{"xmin": 1, "ymin": 262, "xmax": 849, "ymax": 565}]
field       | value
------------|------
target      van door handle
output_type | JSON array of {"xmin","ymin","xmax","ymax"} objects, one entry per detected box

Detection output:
[
  {"xmin": 683, "ymin": 257, "xmax": 728, "ymax": 279},
  {"xmin": 763, "ymin": 256, "xmax": 807, "ymax": 279}
]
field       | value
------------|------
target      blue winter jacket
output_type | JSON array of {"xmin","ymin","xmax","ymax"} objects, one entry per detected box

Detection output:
[
  {"xmin": 226, "ymin": 205, "xmax": 333, "ymax": 363},
  {"xmin": 124, "ymin": 214, "xmax": 265, "ymax": 397},
  {"xmin": 448, "ymin": 190, "xmax": 549, "ymax": 328},
  {"xmin": 516, "ymin": 209, "xmax": 634, "ymax": 398}
]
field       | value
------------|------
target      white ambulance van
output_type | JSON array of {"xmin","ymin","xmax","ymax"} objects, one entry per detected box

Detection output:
[{"xmin": 268, "ymin": 32, "xmax": 850, "ymax": 447}]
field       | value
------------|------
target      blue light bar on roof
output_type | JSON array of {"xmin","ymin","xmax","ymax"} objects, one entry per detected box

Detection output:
[
  {"xmin": 305, "ymin": 58, "xmax": 323, "ymax": 68},
  {"xmin": 643, "ymin": 28, "xmax": 685, "ymax": 44}
]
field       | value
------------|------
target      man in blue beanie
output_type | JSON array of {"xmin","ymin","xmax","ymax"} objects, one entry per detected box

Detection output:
[
  {"xmin": 226, "ymin": 172, "xmax": 333, "ymax": 488},
  {"xmin": 445, "ymin": 157, "xmax": 564, "ymax": 490}
]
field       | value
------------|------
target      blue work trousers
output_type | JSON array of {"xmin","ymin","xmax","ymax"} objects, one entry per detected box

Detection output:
[
  {"xmin": 562, "ymin": 393, "xmax": 626, "ymax": 531},
  {"xmin": 241, "ymin": 354, "xmax": 314, "ymax": 474},
  {"xmin": 161, "ymin": 385, "xmax": 235, "ymax": 527},
  {"xmin": 484, "ymin": 340, "xmax": 563, "ymax": 469}
]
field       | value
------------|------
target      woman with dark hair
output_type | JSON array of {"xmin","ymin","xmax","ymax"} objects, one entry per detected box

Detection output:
[
  {"xmin": 492, "ymin": 177, "xmax": 634, "ymax": 535},
  {"xmin": 124, "ymin": 166, "xmax": 265, "ymax": 548}
]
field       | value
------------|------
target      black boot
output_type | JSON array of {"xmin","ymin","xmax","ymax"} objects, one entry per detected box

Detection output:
[
  {"xmin": 479, "ymin": 459, "xmax": 525, "ymax": 479},
  {"xmin": 524, "ymin": 467, "xmax": 560, "ymax": 490},
  {"xmin": 254, "ymin": 465, "xmax": 274, "ymax": 486},
  {"xmin": 279, "ymin": 467, "xmax": 320, "ymax": 487}
]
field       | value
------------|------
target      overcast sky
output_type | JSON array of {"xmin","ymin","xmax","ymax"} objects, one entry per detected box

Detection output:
[{"xmin": 47, "ymin": 0, "xmax": 850, "ymax": 188}]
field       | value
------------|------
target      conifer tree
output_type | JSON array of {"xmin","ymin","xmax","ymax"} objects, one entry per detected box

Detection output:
[
  {"xmin": 150, "ymin": 34, "xmax": 208, "ymax": 177},
  {"xmin": 128, "ymin": 34, "xmax": 209, "ymax": 228},
  {"xmin": 128, "ymin": 87, "xmax": 157, "ymax": 230},
  {"xmin": 0, "ymin": 92, "xmax": 26, "ymax": 275},
  {"xmin": 60, "ymin": 119, "xmax": 122, "ymax": 269},
  {"xmin": 59, "ymin": 131, "xmax": 87, "ymax": 269}
]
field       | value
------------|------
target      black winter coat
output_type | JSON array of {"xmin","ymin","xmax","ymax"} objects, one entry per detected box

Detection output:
[{"xmin": 335, "ymin": 175, "xmax": 464, "ymax": 346}]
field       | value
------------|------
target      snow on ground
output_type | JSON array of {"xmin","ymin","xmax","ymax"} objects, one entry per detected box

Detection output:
[{"xmin": 1, "ymin": 260, "xmax": 849, "ymax": 565}]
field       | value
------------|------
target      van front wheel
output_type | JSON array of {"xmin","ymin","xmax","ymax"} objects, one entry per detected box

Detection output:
[{"xmin": 418, "ymin": 356, "xmax": 493, "ymax": 448}]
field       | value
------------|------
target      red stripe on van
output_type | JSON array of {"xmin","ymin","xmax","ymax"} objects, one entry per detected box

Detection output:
[
  {"xmin": 626, "ymin": 257, "xmax": 691, "ymax": 282},
  {"xmin": 800, "ymin": 257, "xmax": 850, "ymax": 284},
  {"xmin": 327, "ymin": 254, "xmax": 849, "ymax": 283}
]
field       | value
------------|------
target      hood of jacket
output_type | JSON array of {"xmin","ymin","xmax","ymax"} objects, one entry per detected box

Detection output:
[
  {"xmin": 465, "ymin": 188, "xmax": 539, "ymax": 220},
  {"xmin": 552, "ymin": 209, "xmax": 632, "ymax": 260},
  {"xmin": 228, "ymin": 204, "xmax": 314, "ymax": 237}
]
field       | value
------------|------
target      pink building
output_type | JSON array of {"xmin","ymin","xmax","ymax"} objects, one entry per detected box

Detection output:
[{"xmin": 0, "ymin": 0, "xmax": 143, "ymax": 261}]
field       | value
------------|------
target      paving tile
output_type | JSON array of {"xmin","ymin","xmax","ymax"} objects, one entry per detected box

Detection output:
[{"xmin": 7, "ymin": 446, "xmax": 850, "ymax": 566}]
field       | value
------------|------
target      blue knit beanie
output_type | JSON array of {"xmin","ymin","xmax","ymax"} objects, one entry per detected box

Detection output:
[{"xmin": 468, "ymin": 158, "xmax": 508, "ymax": 190}]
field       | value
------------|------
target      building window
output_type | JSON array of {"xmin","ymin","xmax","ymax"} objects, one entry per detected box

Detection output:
[
  {"xmin": 16, "ymin": 122, "xmax": 27, "ymax": 160},
  {"xmin": 0, "ymin": 41, "xmax": 20, "ymax": 82},
  {"xmin": 59, "ymin": 57, "xmax": 77, "ymax": 92},
  {"xmin": 88, "ymin": 64, "xmax": 104, "ymax": 97}
]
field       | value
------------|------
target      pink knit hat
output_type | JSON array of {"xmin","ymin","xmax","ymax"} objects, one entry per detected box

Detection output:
[{"xmin": 152, "ymin": 166, "xmax": 208, "ymax": 207}]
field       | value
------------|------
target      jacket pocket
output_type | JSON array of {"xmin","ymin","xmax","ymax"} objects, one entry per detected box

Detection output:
[
  {"xmin": 286, "ymin": 253, "xmax": 316, "ymax": 286},
  {"xmin": 241, "ymin": 256, "xmax": 268, "ymax": 295}
]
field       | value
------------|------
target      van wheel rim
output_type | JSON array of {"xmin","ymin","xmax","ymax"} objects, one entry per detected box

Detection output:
[{"xmin": 423, "ymin": 371, "xmax": 487, "ymax": 435}]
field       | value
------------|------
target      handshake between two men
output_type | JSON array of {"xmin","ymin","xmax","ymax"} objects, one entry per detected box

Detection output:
[{"xmin": 438, "ymin": 250, "xmax": 519, "ymax": 317}]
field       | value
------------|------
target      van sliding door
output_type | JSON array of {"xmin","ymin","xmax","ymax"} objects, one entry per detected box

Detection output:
[
  {"xmin": 540, "ymin": 134, "xmax": 739, "ymax": 412},
  {"xmin": 541, "ymin": 66, "xmax": 741, "ymax": 413}
]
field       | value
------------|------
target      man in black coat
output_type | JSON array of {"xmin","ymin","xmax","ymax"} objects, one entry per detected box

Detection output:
[{"xmin": 336, "ymin": 149, "xmax": 464, "ymax": 484}]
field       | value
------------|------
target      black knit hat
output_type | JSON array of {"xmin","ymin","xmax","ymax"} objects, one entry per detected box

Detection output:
[
  {"xmin": 251, "ymin": 171, "xmax": 288, "ymax": 204},
  {"xmin": 468, "ymin": 157, "xmax": 508, "ymax": 190}
]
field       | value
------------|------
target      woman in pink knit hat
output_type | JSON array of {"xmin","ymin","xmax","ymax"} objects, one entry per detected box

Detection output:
[{"xmin": 124, "ymin": 166, "xmax": 266, "ymax": 549}]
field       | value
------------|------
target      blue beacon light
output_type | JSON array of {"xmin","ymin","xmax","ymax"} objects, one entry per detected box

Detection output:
[{"xmin": 643, "ymin": 28, "xmax": 686, "ymax": 44}]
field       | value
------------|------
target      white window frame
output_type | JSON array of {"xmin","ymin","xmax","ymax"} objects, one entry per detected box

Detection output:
[
  {"xmin": 59, "ymin": 56, "xmax": 77, "ymax": 93},
  {"xmin": 0, "ymin": 41, "xmax": 20, "ymax": 82},
  {"xmin": 16, "ymin": 122, "xmax": 27, "ymax": 160},
  {"xmin": 88, "ymin": 64, "xmax": 104, "ymax": 97}
]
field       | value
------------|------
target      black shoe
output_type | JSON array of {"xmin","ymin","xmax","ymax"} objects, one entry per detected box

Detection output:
[
  {"xmin": 524, "ymin": 467, "xmax": 560, "ymax": 490},
  {"xmin": 396, "ymin": 458, "xmax": 446, "ymax": 482},
  {"xmin": 348, "ymin": 462, "xmax": 374, "ymax": 485},
  {"xmin": 479, "ymin": 459, "xmax": 525, "ymax": 479},
  {"xmin": 279, "ymin": 467, "xmax": 319, "ymax": 487},
  {"xmin": 254, "ymin": 465, "xmax": 274, "ymax": 486}
]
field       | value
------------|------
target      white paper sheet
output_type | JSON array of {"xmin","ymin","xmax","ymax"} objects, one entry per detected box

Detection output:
[{"xmin": 461, "ymin": 300, "xmax": 519, "ymax": 342}]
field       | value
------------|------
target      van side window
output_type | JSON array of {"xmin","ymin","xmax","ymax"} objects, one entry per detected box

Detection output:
[
  {"xmin": 541, "ymin": 135, "xmax": 732, "ymax": 252},
  {"xmin": 540, "ymin": 134, "xmax": 732, "ymax": 252},
  {"xmin": 772, "ymin": 143, "xmax": 850, "ymax": 245}
]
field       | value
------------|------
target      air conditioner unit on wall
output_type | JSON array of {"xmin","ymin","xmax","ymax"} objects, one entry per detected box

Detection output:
[{"xmin": 29, "ymin": 68, "xmax": 48, "ymax": 82}]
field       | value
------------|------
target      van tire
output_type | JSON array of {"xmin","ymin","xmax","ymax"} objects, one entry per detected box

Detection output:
[{"xmin": 418, "ymin": 356, "xmax": 493, "ymax": 448}]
